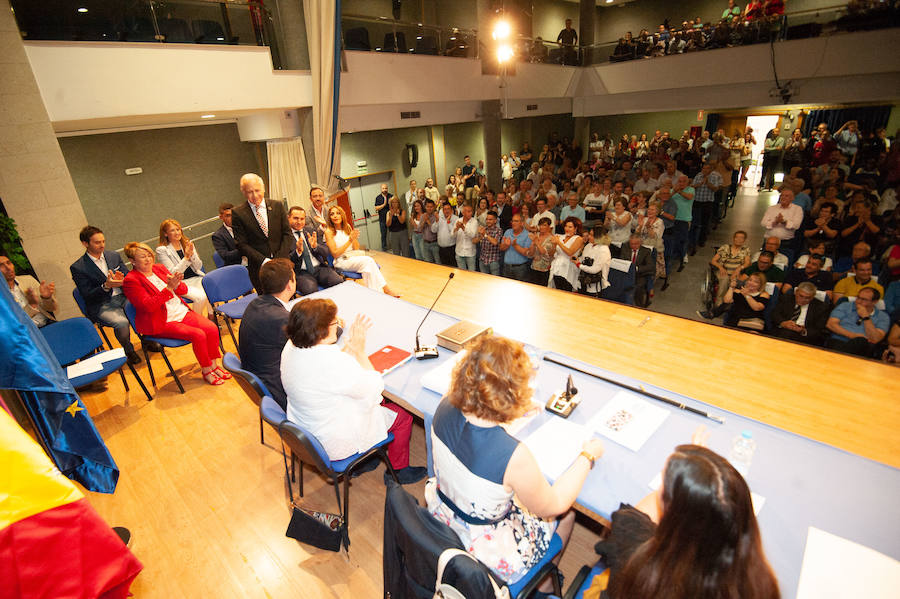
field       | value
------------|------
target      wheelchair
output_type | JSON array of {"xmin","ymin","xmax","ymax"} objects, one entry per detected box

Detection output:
[{"xmin": 700, "ymin": 262, "xmax": 720, "ymax": 314}]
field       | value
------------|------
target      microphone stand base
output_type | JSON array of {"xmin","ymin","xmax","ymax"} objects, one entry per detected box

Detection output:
[{"xmin": 415, "ymin": 346, "xmax": 440, "ymax": 360}]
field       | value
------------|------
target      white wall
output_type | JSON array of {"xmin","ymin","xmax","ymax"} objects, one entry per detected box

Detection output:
[{"xmin": 24, "ymin": 42, "xmax": 312, "ymax": 126}]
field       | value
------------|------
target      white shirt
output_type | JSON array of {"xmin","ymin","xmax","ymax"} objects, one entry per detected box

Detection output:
[
  {"xmin": 88, "ymin": 252, "xmax": 122, "ymax": 296},
  {"xmin": 291, "ymin": 229, "xmax": 320, "ymax": 268},
  {"xmin": 405, "ymin": 190, "xmax": 417, "ymax": 204},
  {"xmin": 435, "ymin": 213, "xmax": 459, "ymax": 247},
  {"xmin": 795, "ymin": 303, "xmax": 810, "ymax": 327},
  {"xmin": 761, "ymin": 203, "xmax": 804, "ymax": 240},
  {"xmin": 423, "ymin": 186, "xmax": 440, "ymax": 203},
  {"xmin": 584, "ymin": 193, "xmax": 604, "ymax": 208},
  {"xmin": 531, "ymin": 210, "xmax": 557, "ymax": 230},
  {"xmin": 634, "ymin": 177, "xmax": 659, "ymax": 194},
  {"xmin": 454, "ymin": 217, "xmax": 478, "ymax": 257},
  {"xmin": 145, "ymin": 273, "xmax": 189, "ymax": 323},
  {"xmin": 281, "ymin": 343, "xmax": 396, "ymax": 461}
]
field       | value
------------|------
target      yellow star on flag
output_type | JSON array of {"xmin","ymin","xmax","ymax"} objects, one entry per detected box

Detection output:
[{"xmin": 65, "ymin": 400, "xmax": 84, "ymax": 417}]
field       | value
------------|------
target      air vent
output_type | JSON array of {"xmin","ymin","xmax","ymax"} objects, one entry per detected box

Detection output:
[
  {"xmin": 526, "ymin": 104, "xmax": 538, "ymax": 111},
  {"xmin": 400, "ymin": 111, "xmax": 421, "ymax": 119}
]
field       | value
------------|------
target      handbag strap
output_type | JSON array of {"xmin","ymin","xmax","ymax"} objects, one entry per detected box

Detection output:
[
  {"xmin": 435, "ymin": 548, "xmax": 508, "ymax": 599},
  {"xmin": 435, "ymin": 487, "xmax": 508, "ymax": 526}
]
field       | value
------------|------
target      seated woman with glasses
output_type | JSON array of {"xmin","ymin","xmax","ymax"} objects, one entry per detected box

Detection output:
[
  {"xmin": 281, "ymin": 298, "xmax": 426, "ymax": 484},
  {"xmin": 426, "ymin": 334, "xmax": 605, "ymax": 591}
]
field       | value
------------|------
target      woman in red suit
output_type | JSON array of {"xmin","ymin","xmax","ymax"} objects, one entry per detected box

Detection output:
[{"xmin": 122, "ymin": 242, "xmax": 230, "ymax": 386}]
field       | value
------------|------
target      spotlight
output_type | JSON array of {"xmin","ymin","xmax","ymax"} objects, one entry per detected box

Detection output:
[
  {"xmin": 492, "ymin": 20, "xmax": 511, "ymax": 41},
  {"xmin": 497, "ymin": 44, "xmax": 514, "ymax": 64},
  {"xmin": 77, "ymin": 7, "xmax": 88, "ymax": 12}
]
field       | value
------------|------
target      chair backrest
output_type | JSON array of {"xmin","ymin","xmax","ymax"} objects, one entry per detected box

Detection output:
[
  {"xmin": 763, "ymin": 285, "xmax": 780, "ymax": 330},
  {"xmin": 123, "ymin": 301, "xmax": 139, "ymax": 331},
  {"xmin": 40, "ymin": 318, "xmax": 103, "ymax": 366},
  {"xmin": 212, "ymin": 251, "xmax": 225, "ymax": 269},
  {"xmin": 260, "ymin": 396, "xmax": 286, "ymax": 428},
  {"xmin": 277, "ymin": 419, "xmax": 334, "ymax": 474},
  {"xmin": 222, "ymin": 352, "xmax": 271, "ymax": 403},
  {"xmin": 201, "ymin": 264, "xmax": 254, "ymax": 304},
  {"xmin": 71, "ymin": 288, "xmax": 89, "ymax": 318},
  {"xmin": 602, "ymin": 260, "xmax": 636, "ymax": 304}
]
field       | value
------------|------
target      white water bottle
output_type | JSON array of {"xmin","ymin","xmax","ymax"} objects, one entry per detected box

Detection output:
[{"xmin": 729, "ymin": 430, "xmax": 756, "ymax": 477}]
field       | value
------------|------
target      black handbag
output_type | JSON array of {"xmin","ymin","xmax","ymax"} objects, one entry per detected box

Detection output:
[{"xmin": 281, "ymin": 445, "xmax": 347, "ymax": 552}]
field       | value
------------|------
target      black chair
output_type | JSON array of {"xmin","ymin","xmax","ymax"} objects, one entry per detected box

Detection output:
[
  {"xmin": 383, "ymin": 32, "xmax": 407, "ymax": 53},
  {"xmin": 121, "ymin": 16, "xmax": 157, "ymax": 42},
  {"xmin": 415, "ymin": 35, "xmax": 438, "ymax": 55},
  {"xmin": 193, "ymin": 19, "xmax": 232, "ymax": 44},
  {"xmin": 277, "ymin": 419, "xmax": 397, "ymax": 550},
  {"xmin": 72, "ymin": 288, "xmax": 115, "ymax": 351},
  {"xmin": 222, "ymin": 352, "xmax": 271, "ymax": 444},
  {"xmin": 344, "ymin": 27, "xmax": 370, "ymax": 51}
]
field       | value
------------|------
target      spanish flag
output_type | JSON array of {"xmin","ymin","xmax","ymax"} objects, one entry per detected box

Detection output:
[{"xmin": 0, "ymin": 408, "xmax": 143, "ymax": 598}]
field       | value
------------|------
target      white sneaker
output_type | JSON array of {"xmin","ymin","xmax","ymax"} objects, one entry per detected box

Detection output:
[{"xmin": 683, "ymin": 255, "xmax": 689, "ymax": 264}]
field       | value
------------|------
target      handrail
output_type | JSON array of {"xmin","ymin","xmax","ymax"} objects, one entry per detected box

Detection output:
[
  {"xmin": 341, "ymin": 13, "xmax": 478, "ymax": 36},
  {"xmin": 114, "ymin": 214, "xmax": 221, "ymax": 253}
]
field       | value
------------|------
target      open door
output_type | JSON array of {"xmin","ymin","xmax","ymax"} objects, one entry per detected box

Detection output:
[{"xmin": 341, "ymin": 170, "xmax": 397, "ymax": 252}]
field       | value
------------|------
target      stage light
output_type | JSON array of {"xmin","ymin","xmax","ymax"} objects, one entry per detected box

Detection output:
[
  {"xmin": 492, "ymin": 19, "xmax": 511, "ymax": 41},
  {"xmin": 497, "ymin": 44, "xmax": 514, "ymax": 64},
  {"xmin": 77, "ymin": 7, "xmax": 88, "ymax": 12}
]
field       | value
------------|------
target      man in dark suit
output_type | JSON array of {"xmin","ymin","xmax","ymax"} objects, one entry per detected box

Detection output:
[
  {"xmin": 770, "ymin": 282, "xmax": 830, "ymax": 346},
  {"xmin": 287, "ymin": 206, "xmax": 343, "ymax": 296},
  {"xmin": 238, "ymin": 259, "xmax": 295, "ymax": 409},
  {"xmin": 231, "ymin": 173, "xmax": 294, "ymax": 290},
  {"xmin": 374, "ymin": 183, "xmax": 390, "ymax": 251},
  {"xmin": 70, "ymin": 225, "xmax": 141, "ymax": 363},
  {"xmin": 619, "ymin": 234, "xmax": 655, "ymax": 307},
  {"xmin": 211, "ymin": 203, "xmax": 244, "ymax": 266}
]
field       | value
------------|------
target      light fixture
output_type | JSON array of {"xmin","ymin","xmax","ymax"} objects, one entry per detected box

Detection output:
[
  {"xmin": 216, "ymin": 37, "xmax": 224, "ymax": 41},
  {"xmin": 774, "ymin": 172, "xmax": 785, "ymax": 184},
  {"xmin": 492, "ymin": 19, "xmax": 511, "ymax": 41},
  {"xmin": 606, "ymin": 0, "xmax": 613, "ymax": 3},
  {"xmin": 77, "ymin": 7, "xmax": 88, "ymax": 12},
  {"xmin": 201, "ymin": 114, "xmax": 216, "ymax": 119},
  {"xmin": 496, "ymin": 44, "xmax": 514, "ymax": 64},
  {"xmin": 416, "ymin": 35, "xmax": 423, "ymax": 40}
]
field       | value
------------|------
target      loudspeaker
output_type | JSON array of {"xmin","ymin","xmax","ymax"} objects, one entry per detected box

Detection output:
[{"xmin": 405, "ymin": 143, "xmax": 418, "ymax": 168}]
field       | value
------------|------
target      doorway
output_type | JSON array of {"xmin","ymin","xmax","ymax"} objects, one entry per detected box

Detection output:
[
  {"xmin": 744, "ymin": 115, "xmax": 780, "ymax": 188},
  {"xmin": 343, "ymin": 170, "xmax": 397, "ymax": 252}
]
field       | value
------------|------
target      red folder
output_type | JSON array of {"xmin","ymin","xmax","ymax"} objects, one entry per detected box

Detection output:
[{"xmin": 368, "ymin": 345, "xmax": 412, "ymax": 375}]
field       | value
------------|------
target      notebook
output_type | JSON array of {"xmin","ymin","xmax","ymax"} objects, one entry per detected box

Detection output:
[{"xmin": 369, "ymin": 345, "xmax": 412, "ymax": 375}]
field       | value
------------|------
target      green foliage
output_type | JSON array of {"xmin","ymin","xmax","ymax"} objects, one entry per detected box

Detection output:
[{"xmin": 0, "ymin": 214, "xmax": 32, "ymax": 273}]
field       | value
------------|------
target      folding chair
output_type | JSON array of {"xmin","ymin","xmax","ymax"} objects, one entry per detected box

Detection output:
[
  {"xmin": 72, "ymin": 288, "xmax": 115, "ymax": 350},
  {"xmin": 222, "ymin": 352, "xmax": 271, "ymax": 444},
  {"xmin": 41, "ymin": 317, "xmax": 152, "ymax": 401},
  {"xmin": 124, "ymin": 302, "xmax": 189, "ymax": 394}
]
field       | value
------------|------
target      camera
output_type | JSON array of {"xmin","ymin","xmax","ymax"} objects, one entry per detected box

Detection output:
[{"xmin": 582, "ymin": 257, "xmax": 594, "ymax": 267}]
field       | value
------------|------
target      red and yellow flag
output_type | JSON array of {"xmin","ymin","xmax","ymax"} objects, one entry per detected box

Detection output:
[{"xmin": 0, "ymin": 409, "xmax": 142, "ymax": 599}]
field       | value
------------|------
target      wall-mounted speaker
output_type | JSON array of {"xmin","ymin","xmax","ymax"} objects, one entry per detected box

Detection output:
[{"xmin": 406, "ymin": 143, "xmax": 418, "ymax": 168}]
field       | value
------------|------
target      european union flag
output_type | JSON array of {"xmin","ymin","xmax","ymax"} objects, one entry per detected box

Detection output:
[{"xmin": 0, "ymin": 284, "xmax": 119, "ymax": 493}]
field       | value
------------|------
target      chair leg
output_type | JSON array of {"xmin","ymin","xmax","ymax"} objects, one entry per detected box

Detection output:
[
  {"xmin": 142, "ymin": 343, "xmax": 157, "ymax": 387},
  {"xmin": 127, "ymin": 363, "xmax": 153, "ymax": 401},
  {"xmin": 259, "ymin": 414, "xmax": 264, "ymax": 444},
  {"xmin": 291, "ymin": 452, "xmax": 296, "ymax": 482},
  {"xmin": 117, "ymin": 367, "xmax": 130, "ymax": 391},
  {"xmin": 342, "ymin": 474, "xmax": 351, "ymax": 531},
  {"xmin": 298, "ymin": 460, "xmax": 304, "ymax": 497},
  {"xmin": 98, "ymin": 326, "xmax": 113, "ymax": 350},
  {"xmin": 225, "ymin": 318, "xmax": 238, "ymax": 355},
  {"xmin": 160, "ymin": 348, "xmax": 185, "ymax": 394},
  {"xmin": 332, "ymin": 475, "xmax": 350, "ymax": 549},
  {"xmin": 212, "ymin": 311, "xmax": 225, "ymax": 354},
  {"xmin": 379, "ymin": 447, "xmax": 399, "ymax": 483}
]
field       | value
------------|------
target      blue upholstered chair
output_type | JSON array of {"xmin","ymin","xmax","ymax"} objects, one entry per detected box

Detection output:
[
  {"xmin": 201, "ymin": 265, "xmax": 257, "ymax": 354},
  {"xmin": 72, "ymin": 288, "xmax": 116, "ymax": 350},
  {"xmin": 40, "ymin": 317, "xmax": 152, "ymax": 401},
  {"xmin": 277, "ymin": 417, "xmax": 397, "ymax": 550},
  {"xmin": 222, "ymin": 352, "xmax": 271, "ymax": 444},
  {"xmin": 124, "ymin": 302, "xmax": 189, "ymax": 394},
  {"xmin": 212, "ymin": 251, "xmax": 225, "ymax": 269}
]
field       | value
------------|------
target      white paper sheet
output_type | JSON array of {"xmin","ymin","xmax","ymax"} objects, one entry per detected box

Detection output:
[
  {"xmin": 99, "ymin": 347, "xmax": 126, "ymax": 363},
  {"xmin": 523, "ymin": 417, "xmax": 594, "ymax": 480},
  {"xmin": 648, "ymin": 472, "xmax": 766, "ymax": 516},
  {"xmin": 796, "ymin": 527, "xmax": 900, "ymax": 599},
  {"xmin": 585, "ymin": 390, "xmax": 669, "ymax": 452},
  {"xmin": 420, "ymin": 351, "xmax": 466, "ymax": 396},
  {"xmin": 66, "ymin": 359, "xmax": 103, "ymax": 378}
]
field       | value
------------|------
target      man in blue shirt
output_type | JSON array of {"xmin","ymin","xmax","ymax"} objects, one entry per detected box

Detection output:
[
  {"xmin": 825, "ymin": 287, "xmax": 889, "ymax": 357},
  {"xmin": 500, "ymin": 214, "xmax": 532, "ymax": 281},
  {"xmin": 671, "ymin": 175, "xmax": 695, "ymax": 272}
]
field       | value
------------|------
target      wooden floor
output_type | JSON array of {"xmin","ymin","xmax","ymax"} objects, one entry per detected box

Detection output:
[{"xmin": 76, "ymin": 253, "xmax": 898, "ymax": 597}]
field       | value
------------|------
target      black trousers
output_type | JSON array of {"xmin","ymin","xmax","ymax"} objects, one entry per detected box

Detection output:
[{"xmin": 438, "ymin": 245, "xmax": 456, "ymax": 266}]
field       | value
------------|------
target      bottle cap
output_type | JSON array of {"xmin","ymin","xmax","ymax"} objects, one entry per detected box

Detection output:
[{"xmin": 741, "ymin": 430, "xmax": 753, "ymax": 439}]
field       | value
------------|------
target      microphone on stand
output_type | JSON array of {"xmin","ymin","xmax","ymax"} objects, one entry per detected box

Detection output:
[{"xmin": 414, "ymin": 272, "xmax": 454, "ymax": 360}]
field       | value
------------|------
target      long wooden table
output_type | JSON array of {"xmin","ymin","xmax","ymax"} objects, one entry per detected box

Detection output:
[{"xmin": 367, "ymin": 251, "xmax": 900, "ymax": 469}]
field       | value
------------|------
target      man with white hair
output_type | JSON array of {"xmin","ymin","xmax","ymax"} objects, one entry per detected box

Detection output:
[
  {"xmin": 232, "ymin": 173, "xmax": 294, "ymax": 290},
  {"xmin": 761, "ymin": 189, "xmax": 803, "ymax": 242}
]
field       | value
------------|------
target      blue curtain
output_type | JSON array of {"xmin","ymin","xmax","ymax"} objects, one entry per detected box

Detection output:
[
  {"xmin": 0, "ymin": 284, "xmax": 119, "ymax": 493},
  {"xmin": 705, "ymin": 113, "xmax": 720, "ymax": 134},
  {"xmin": 800, "ymin": 105, "xmax": 892, "ymax": 136}
]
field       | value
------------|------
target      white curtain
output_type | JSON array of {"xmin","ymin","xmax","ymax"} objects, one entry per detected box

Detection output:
[
  {"xmin": 303, "ymin": 0, "xmax": 342, "ymax": 193},
  {"xmin": 267, "ymin": 138, "xmax": 312, "ymax": 211}
]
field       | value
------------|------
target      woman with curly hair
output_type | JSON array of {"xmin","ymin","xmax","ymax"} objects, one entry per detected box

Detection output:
[{"xmin": 426, "ymin": 334, "xmax": 605, "ymax": 590}]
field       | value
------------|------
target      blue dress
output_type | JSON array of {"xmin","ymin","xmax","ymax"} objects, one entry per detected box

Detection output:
[{"xmin": 425, "ymin": 398, "xmax": 556, "ymax": 583}]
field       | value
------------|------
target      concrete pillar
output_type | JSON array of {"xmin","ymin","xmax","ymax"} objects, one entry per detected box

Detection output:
[
  {"xmin": 481, "ymin": 100, "xmax": 502, "ymax": 193},
  {"xmin": 579, "ymin": 0, "xmax": 595, "ymax": 64},
  {"xmin": 0, "ymin": 0, "xmax": 88, "ymax": 319},
  {"xmin": 273, "ymin": 0, "xmax": 309, "ymax": 70},
  {"xmin": 429, "ymin": 125, "xmax": 446, "ymax": 188}
]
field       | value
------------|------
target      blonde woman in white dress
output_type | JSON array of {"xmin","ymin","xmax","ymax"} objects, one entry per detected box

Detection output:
[{"xmin": 324, "ymin": 206, "xmax": 400, "ymax": 297}]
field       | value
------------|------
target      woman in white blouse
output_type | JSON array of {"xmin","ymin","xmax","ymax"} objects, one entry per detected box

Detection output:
[
  {"xmin": 155, "ymin": 219, "xmax": 211, "ymax": 318},
  {"xmin": 280, "ymin": 298, "xmax": 426, "ymax": 484},
  {"xmin": 577, "ymin": 225, "xmax": 612, "ymax": 295},
  {"xmin": 324, "ymin": 206, "xmax": 400, "ymax": 296},
  {"xmin": 548, "ymin": 216, "xmax": 585, "ymax": 291}
]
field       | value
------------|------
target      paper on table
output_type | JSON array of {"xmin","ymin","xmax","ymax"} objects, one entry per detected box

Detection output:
[
  {"xmin": 586, "ymin": 390, "xmax": 669, "ymax": 452},
  {"xmin": 66, "ymin": 359, "xmax": 103, "ymax": 378},
  {"xmin": 523, "ymin": 417, "xmax": 593, "ymax": 480},
  {"xmin": 420, "ymin": 351, "xmax": 466, "ymax": 397},
  {"xmin": 796, "ymin": 527, "xmax": 900, "ymax": 599},
  {"xmin": 648, "ymin": 472, "xmax": 766, "ymax": 515}
]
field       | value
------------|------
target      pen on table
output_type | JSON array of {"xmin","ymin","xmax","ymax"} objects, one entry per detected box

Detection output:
[{"xmin": 638, "ymin": 316, "xmax": 651, "ymax": 327}]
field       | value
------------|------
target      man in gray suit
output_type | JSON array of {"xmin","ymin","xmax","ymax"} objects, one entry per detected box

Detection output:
[{"xmin": 231, "ymin": 173, "xmax": 294, "ymax": 290}]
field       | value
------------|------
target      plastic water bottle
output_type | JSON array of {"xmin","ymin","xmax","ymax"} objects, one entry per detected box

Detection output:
[{"xmin": 729, "ymin": 430, "xmax": 757, "ymax": 477}]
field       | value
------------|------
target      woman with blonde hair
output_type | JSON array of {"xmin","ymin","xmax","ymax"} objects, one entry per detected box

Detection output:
[
  {"xmin": 122, "ymin": 242, "xmax": 228, "ymax": 385},
  {"xmin": 426, "ymin": 334, "xmax": 604, "ymax": 590},
  {"xmin": 324, "ymin": 206, "xmax": 399, "ymax": 296},
  {"xmin": 155, "ymin": 218, "xmax": 211, "ymax": 318}
]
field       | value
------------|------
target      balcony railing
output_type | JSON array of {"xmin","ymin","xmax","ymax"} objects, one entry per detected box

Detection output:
[
  {"xmin": 11, "ymin": 0, "xmax": 284, "ymax": 68},
  {"xmin": 341, "ymin": 13, "xmax": 479, "ymax": 58}
]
